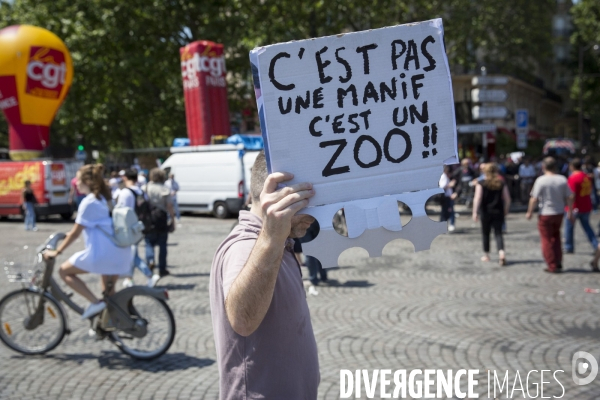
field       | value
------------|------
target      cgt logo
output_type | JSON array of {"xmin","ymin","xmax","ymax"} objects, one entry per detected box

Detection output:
[
  {"xmin": 572, "ymin": 351, "xmax": 599, "ymax": 386},
  {"xmin": 181, "ymin": 52, "xmax": 226, "ymax": 79},
  {"xmin": 26, "ymin": 46, "xmax": 67, "ymax": 99}
]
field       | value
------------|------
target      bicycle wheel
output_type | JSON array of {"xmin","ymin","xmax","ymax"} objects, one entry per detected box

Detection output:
[
  {"xmin": 110, "ymin": 294, "xmax": 175, "ymax": 360},
  {"xmin": 0, "ymin": 289, "xmax": 66, "ymax": 355}
]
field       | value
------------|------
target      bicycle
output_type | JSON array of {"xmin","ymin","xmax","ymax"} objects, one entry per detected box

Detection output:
[{"xmin": 0, "ymin": 233, "xmax": 175, "ymax": 360}]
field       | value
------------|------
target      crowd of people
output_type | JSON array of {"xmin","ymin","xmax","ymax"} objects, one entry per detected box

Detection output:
[{"xmin": 445, "ymin": 153, "xmax": 600, "ymax": 274}]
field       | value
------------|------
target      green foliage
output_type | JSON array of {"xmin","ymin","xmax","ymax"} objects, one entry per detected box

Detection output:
[
  {"xmin": 570, "ymin": 0, "xmax": 600, "ymax": 137},
  {"xmin": 0, "ymin": 0, "xmax": 556, "ymax": 153}
]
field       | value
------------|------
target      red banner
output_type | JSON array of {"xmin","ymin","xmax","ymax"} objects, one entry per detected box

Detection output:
[{"xmin": 180, "ymin": 41, "xmax": 230, "ymax": 145}]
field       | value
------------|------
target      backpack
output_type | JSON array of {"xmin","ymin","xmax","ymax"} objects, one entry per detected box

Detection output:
[
  {"xmin": 108, "ymin": 207, "xmax": 145, "ymax": 246},
  {"xmin": 130, "ymin": 187, "xmax": 168, "ymax": 234},
  {"xmin": 99, "ymin": 190, "xmax": 145, "ymax": 247}
]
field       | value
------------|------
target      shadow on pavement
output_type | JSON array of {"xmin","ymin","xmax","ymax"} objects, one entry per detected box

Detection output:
[
  {"xmin": 169, "ymin": 272, "xmax": 209, "ymax": 278},
  {"xmin": 97, "ymin": 352, "xmax": 215, "ymax": 371},
  {"xmin": 561, "ymin": 268, "xmax": 598, "ymax": 274},
  {"xmin": 159, "ymin": 283, "xmax": 197, "ymax": 291},
  {"xmin": 21, "ymin": 352, "xmax": 214, "ymax": 372},
  {"xmin": 325, "ymin": 279, "xmax": 374, "ymax": 288},
  {"xmin": 561, "ymin": 322, "xmax": 600, "ymax": 339}
]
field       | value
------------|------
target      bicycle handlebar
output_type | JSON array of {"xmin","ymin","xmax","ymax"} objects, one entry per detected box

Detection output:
[{"xmin": 36, "ymin": 232, "xmax": 67, "ymax": 254}]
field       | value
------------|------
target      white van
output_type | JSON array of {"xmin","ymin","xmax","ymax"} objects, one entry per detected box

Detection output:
[{"xmin": 161, "ymin": 144, "xmax": 259, "ymax": 218}]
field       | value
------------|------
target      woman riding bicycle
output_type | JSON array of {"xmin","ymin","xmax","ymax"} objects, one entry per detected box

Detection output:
[{"xmin": 44, "ymin": 164, "xmax": 132, "ymax": 319}]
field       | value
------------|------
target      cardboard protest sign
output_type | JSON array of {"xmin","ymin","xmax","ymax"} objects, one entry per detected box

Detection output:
[{"xmin": 250, "ymin": 18, "xmax": 458, "ymax": 267}]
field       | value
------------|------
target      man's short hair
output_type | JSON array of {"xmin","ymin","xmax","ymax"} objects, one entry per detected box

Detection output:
[
  {"xmin": 149, "ymin": 168, "xmax": 166, "ymax": 183},
  {"xmin": 570, "ymin": 157, "xmax": 582, "ymax": 170},
  {"xmin": 542, "ymin": 157, "xmax": 558, "ymax": 172},
  {"xmin": 124, "ymin": 168, "xmax": 138, "ymax": 182},
  {"xmin": 251, "ymin": 150, "xmax": 268, "ymax": 202}
]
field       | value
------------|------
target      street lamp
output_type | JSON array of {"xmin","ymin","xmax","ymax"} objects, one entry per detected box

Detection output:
[{"xmin": 578, "ymin": 43, "xmax": 599, "ymax": 148}]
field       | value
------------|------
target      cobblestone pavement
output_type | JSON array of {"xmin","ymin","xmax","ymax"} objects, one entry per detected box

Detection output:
[{"xmin": 1, "ymin": 210, "xmax": 600, "ymax": 399}]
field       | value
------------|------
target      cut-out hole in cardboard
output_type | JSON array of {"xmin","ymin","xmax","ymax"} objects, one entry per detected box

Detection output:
[
  {"xmin": 398, "ymin": 201, "xmax": 412, "ymax": 226},
  {"xmin": 297, "ymin": 219, "xmax": 320, "ymax": 243},
  {"xmin": 332, "ymin": 209, "xmax": 348, "ymax": 237},
  {"xmin": 425, "ymin": 194, "xmax": 443, "ymax": 222}
]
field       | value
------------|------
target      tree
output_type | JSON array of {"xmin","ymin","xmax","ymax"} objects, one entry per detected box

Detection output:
[
  {"xmin": 0, "ymin": 0, "xmax": 556, "ymax": 155},
  {"xmin": 570, "ymin": 0, "xmax": 600, "ymax": 147}
]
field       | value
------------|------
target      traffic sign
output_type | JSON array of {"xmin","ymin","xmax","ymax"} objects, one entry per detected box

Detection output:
[
  {"xmin": 471, "ymin": 76, "xmax": 509, "ymax": 86},
  {"xmin": 517, "ymin": 130, "xmax": 528, "ymax": 149},
  {"xmin": 516, "ymin": 109, "xmax": 529, "ymax": 128},
  {"xmin": 457, "ymin": 124, "xmax": 496, "ymax": 133},
  {"xmin": 472, "ymin": 106, "xmax": 508, "ymax": 120},
  {"xmin": 471, "ymin": 89, "xmax": 507, "ymax": 103},
  {"xmin": 516, "ymin": 109, "xmax": 529, "ymax": 149},
  {"xmin": 75, "ymin": 150, "xmax": 87, "ymax": 161}
]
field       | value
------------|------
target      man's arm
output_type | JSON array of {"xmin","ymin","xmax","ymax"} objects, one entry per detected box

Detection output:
[
  {"xmin": 68, "ymin": 184, "xmax": 74, "ymax": 205},
  {"xmin": 165, "ymin": 194, "xmax": 176, "ymax": 231},
  {"xmin": 225, "ymin": 172, "xmax": 314, "ymax": 337},
  {"xmin": 566, "ymin": 193, "xmax": 574, "ymax": 221},
  {"xmin": 472, "ymin": 184, "xmax": 482, "ymax": 222},
  {"xmin": 526, "ymin": 197, "xmax": 538, "ymax": 220},
  {"xmin": 502, "ymin": 185, "xmax": 511, "ymax": 216}
]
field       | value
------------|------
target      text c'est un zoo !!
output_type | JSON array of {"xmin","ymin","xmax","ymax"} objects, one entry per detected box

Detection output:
[{"xmin": 267, "ymin": 36, "xmax": 442, "ymax": 178}]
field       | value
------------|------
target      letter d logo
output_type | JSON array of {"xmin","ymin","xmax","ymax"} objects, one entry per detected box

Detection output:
[{"xmin": 572, "ymin": 351, "xmax": 598, "ymax": 385}]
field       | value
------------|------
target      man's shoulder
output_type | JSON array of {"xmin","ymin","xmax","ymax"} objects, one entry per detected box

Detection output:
[
  {"xmin": 544, "ymin": 174, "xmax": 567, "ymax": 185},
  {"xmin": 127, "ymin": 186, "xmax": 143, "ymax": 195},
  {"xmin": 147, "ymin": 182, "xmax": 168, "ymax": 194}
]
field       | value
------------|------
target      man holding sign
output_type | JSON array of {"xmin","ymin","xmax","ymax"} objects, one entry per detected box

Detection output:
[
  {"xmin": 210, "ymin": 18, "xmax": 457, "ymax": 398},
  {"xmin": 210, "ymin": 152, "xmax": 320, "ymax": 399}
]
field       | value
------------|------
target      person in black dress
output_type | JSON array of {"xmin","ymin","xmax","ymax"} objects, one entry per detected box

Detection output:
[{"xmin": 472, "ymin": 163, "xmax": 511, "ymax": 265}]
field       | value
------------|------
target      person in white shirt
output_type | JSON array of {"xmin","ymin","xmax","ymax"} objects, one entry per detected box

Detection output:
[
  {"xmin": 116, "ymin": 169, "xmax": 160, "ymax": 288},
  {"xmin": 439, "ymin": 166, "xmax": 457, "ymax": 232},
  {"xmin": 518, "ymin": 158, "xmax": 537, "ymax": 204},
  {"xmin": 44, "ymin": 164, "xmax": 132, "ymax": 320},
  {"xmin": 165, "ymin": 173, "xmax": 180, "ymax": 222},
  {"xmin": 137, "ymin": 170, "xmax": 148, "ymax": 187},
  {"xmin": 108, "ymin": 171, "xmax": 121, "ymax": 198}
]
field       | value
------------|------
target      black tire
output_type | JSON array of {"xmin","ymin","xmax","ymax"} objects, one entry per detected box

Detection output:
[
  {"xmin": 213, "ymin": 201, "xmax": 230, "ymax": 219},
  {"xmin": 0, "ymin": 289, "xmax": 66, "ymax": 355},
  {"xmin": 110, "ymin": 296, "xmax": 175, "ymax": 360},
  {"xmin": 60, "ymin": 212, "xmax": 73, "ymax": 221}
]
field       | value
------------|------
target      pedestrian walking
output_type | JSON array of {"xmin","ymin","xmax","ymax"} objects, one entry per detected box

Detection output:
[
  {"xmin": 519, "ymin": 157, "xmax": 537, "ymax": 204},
  {"xmin": 299, "ymin": 221, "xmax": 328, "ymax": 288},
  {"xmin": 563, "ymin": 158, "xmax": 600, "ymax": 271},
  {"xmin": 439, "ymin": 166, "xmax": 456, "ymax": 232},
  {"xmin": 165, "ymin": 173, "xmax": 180, "ymax": 222},
  {"xmin": 504, "ymin": 157, "xmax": 520, "ymax": 201},
  {"xmin": 68, "ymin": 171, "xmax": 86, "ymax": 212},
  {"xmin": 144, "ymin": 168, "xmax": 175, "ymax": 277},
  {"xmin": 116, "ymin": 169, "xmax": 160, "ymax": 288},
  {"xmin": 472, "ymin": 163, "xmax": 511, "ymax": 265},
  {"xmin": 137, "ymin": 170, "xmax": 147, "ymax": 187},
  {"xmin": 582, "ymin": 158, "xmax": 598, "ymax": 210},
  {"xmin": 453, "ymin": 158, "xmax": 476, "ymax": 206},
  {"xmin": 22, "ymin": 180, "xmax": 37, "ymax": 231},
  {"xmin": 209, "ymin": 150, "xmax": 319, "ymax": 399},
  {"xmin": 42, "ymin": 164, "xmax": 132, "ymax": 319},
  {"xmin": 526, "ymin": 157, "xmax": 574, "ymax": 273},
  {"xmin": 108, "ymin": 171, "xmax": 120, "ymax": 198}
]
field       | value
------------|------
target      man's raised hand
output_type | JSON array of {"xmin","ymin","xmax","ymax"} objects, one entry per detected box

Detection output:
[{"xmin": 259, "ymin": 172, "xmax": 314, "ymax": 243}]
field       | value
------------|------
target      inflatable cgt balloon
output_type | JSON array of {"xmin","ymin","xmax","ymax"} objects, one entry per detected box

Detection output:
[{"xmin": 0, "ymin": 25, "xmax": 73, "ymax": 160}]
